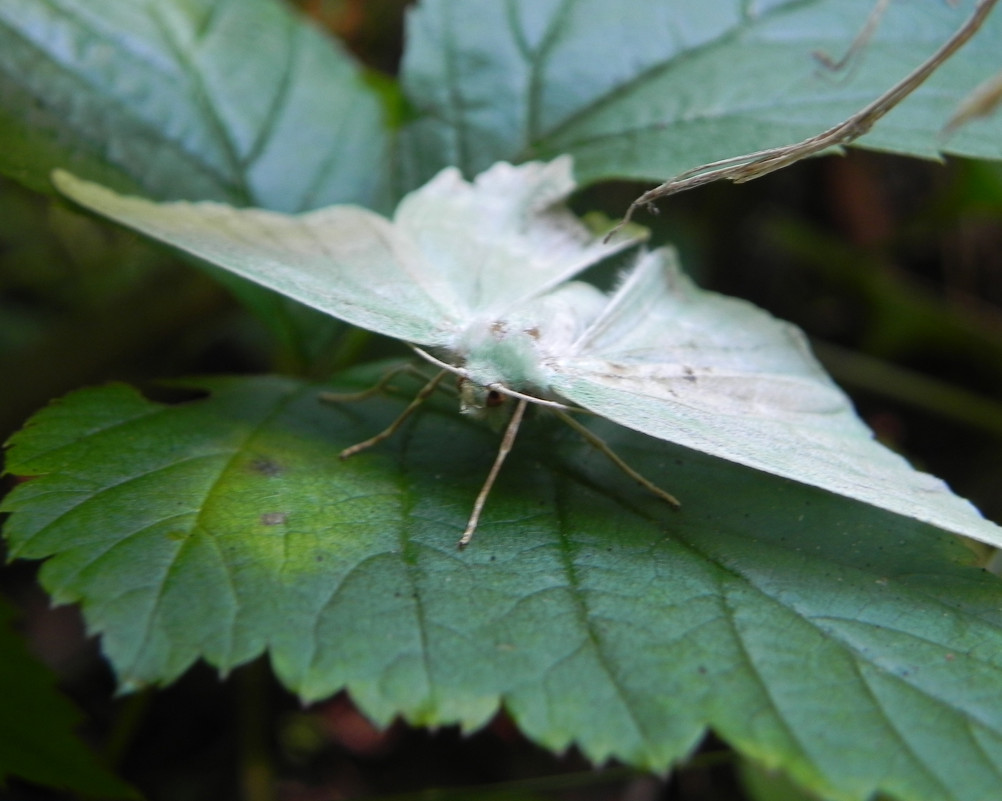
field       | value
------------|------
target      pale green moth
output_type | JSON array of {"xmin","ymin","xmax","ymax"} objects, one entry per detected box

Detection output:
[{"xmin": 52, "ymin": 159, "xmax": 1002, "ymax": 550}]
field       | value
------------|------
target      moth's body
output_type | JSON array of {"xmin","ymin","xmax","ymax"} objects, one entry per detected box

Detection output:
[{"xmin": 455, "ymin": 281, "xmax": 607, "ymax": 417}]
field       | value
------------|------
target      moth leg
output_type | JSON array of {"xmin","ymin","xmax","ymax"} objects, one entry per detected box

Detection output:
[
  {"xmin": 552, "ymin": 409, "xmax": 681, "ymax": 509},
  {"xmin": 318, "ymin": 363, "xmax": 425, "ymax": 404},
  {"xmin": 458, "ymin": 397, "xmax": 529, "ymax": 549},
  {"xmin": 335, "ymin": 369, "xmax": 448, "ymax": 460},
  {"xmin": 813, "ymin": 0, "xmax": 890, "ymax": 72}
]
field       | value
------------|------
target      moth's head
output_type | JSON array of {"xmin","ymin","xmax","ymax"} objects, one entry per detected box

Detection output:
[{"xmin": 458, "ymin": 378, "xmax": 511, "ymax": 431}]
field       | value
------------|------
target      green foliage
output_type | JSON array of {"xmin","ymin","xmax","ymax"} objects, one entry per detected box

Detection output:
[
  {"xmin": 399, "ymin": 0, "xmax": 1002, "ymax": 187},
  {"xmin": 5, "ymin": 368, "xmax": 1002, "ymax": 801},
  {"xmin": 0, "ymin": 0, "xmax": 398, "ymax": 367},
  {"xmin": 0, "ymin": 0, "xmax": 394, "ymax": 210},
  {"xmin": 0, "ymin": 595, "xmax": 135, "ymax": 797},
  {"xmin": 2, "ymin": 1, "xmax": 1002, "ymax": 799}
]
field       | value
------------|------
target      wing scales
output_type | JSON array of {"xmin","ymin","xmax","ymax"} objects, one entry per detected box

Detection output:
[
  {"xmin": 53, "ymin": 170, "xmax": 466, "ymax": 346},
  {"xmin": 551, "ymin": 248, "xmax": 1002, "ymax": 548},
  {"xmin": 393, "ymin": 157, "xmax": 644, "ymax": 317},
  {"xmin": 54, "ymin": 160, "xmax": 640, "ymax": 348}
]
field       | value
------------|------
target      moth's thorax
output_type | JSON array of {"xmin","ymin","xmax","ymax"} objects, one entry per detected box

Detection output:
[{"xmin": 455, "ymin": 281, "xmax": 607, "ymax": 396}]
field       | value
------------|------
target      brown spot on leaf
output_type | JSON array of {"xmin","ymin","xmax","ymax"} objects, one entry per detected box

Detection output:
[
  {"xmin": 260, "ymin": 512, "xmax": 288, "ymax": 526},
  {"xmin": 249, "ymin": 457, "xmax": 283, "ymax": 477}
]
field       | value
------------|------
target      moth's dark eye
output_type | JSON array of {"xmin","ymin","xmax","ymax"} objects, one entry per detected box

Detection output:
[{"xmin": 486, "ymin": 389, "xmax": 506, "ymax": 407}]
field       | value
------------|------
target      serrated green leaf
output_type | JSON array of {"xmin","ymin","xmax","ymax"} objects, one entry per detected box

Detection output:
[
  {"xmin": 0, "ymin": 0, "xmax": 393, "ymax": 211},
  {"xmin": 5, "ymin": 368, "xmax": 1002, "ymax": 801},
  {"xmin": 0, "ymin": 595, "xmax": 135, "ymax": 797},
  {"xmin": 399, "ymin": 0, "xmax": 1002, "ymax": 188}
]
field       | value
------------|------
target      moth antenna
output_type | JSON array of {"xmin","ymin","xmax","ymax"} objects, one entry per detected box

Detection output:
[
  {"xmin": 552, "ymin": 409, "xmax": 681, "ymax": 509},
  {"xmin": 458, "ymin": 397, "xmax": 529, "ymax": 549},
  {"xmin": 336, "ymin": 370, "xmax": 448, "ymax": 459},
  {"xmin": 410, "ymin": 344, "xmax": 574, "ymax": 411},
  {"xmin": 486, "ymin": 384, "xmax": 576, "ymax": 411},
  {"xmin": 410, "ymin": 345, "xmax": 468, "ymax": 378}
]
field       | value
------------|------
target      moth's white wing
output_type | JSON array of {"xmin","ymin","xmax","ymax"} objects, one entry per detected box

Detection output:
[
  {"xmin": 549, "ymin": 248, "xmax": 1002, "ymax": 548},
  {"xmin": 393, "ymin": 157, "xmax": 644, "ymax": 317},
  {"xmin": 52, "ymin": 170, "xmax": 466, "ymax": 346}
]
